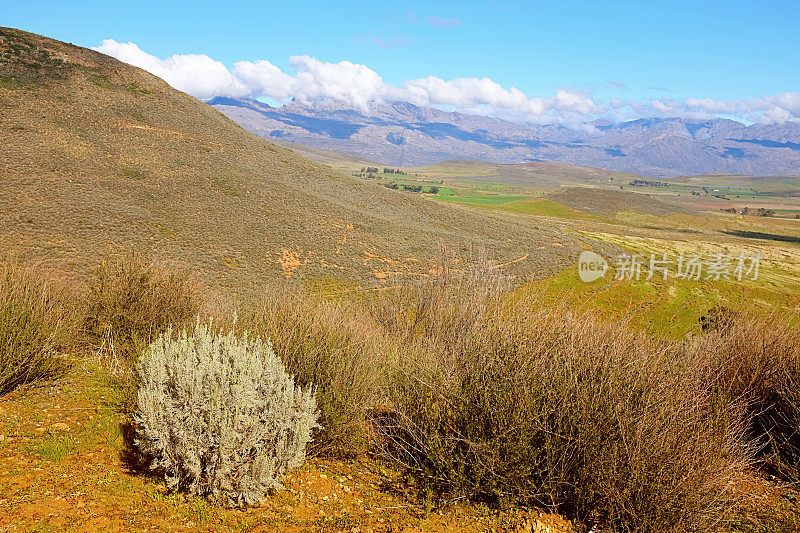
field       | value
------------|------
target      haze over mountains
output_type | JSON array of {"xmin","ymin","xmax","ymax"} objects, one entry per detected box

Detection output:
[{"xmin": 210, "ymin": 97, "xmax": 800, "ymax": 177}]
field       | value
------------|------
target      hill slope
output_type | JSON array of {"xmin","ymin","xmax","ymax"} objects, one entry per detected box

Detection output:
[
  {"xmin": 210, "ymin": 97, "xmax": 800, "ymax": 178},
  {"xmin": 0, "ymin": 28, "xmax": 580, "ymax": 295}
]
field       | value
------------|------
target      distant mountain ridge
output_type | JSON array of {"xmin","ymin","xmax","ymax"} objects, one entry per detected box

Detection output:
[{"xmin": 209, "ymin": 97, "xmax": 800, "ymax": 177}]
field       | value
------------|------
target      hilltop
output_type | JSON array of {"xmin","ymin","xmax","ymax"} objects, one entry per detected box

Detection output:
[{"xmin": 0, "ymin": 28, "xmax": 581, "ymax": 296}]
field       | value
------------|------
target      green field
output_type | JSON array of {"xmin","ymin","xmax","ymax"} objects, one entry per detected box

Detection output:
[
  {"xmin": 497, "ymin": 197, "xmax": 595, "ymax": 219},
  {"xmin": 433, "ymin": 193, "xmax": 526, "ymax": 205}
]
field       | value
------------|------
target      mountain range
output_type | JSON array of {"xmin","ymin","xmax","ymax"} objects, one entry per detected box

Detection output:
[{"xmin": 209, "ymin": 97, "xmax": 800, "ymax": 177}]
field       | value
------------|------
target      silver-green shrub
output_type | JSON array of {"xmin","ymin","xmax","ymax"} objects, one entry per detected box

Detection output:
[{"xmin": 135, "ymin": 320, "xmax": 318, "ymax": 507}]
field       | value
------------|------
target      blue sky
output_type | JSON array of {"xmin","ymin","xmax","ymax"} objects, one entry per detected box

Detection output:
[{"xmin": 3, "ymin": 0, "xmax": 799, "ymax": 125}]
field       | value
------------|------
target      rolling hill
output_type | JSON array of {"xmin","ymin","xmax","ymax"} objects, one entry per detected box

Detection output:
[{"xmin": 0, "ymin": 27, "xmax": 584, "ymax": 297}]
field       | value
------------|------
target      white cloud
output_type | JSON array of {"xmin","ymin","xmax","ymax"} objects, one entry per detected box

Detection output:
[
  {"xmin": 397, "ymin": 78, "xmax": 602, "ymax": 125},
  {"xmin": 554, "ymin": 89, "xmax": 601, "ymax": 115},
  {"xmin": 602, "ymin": 94, "xmax": 800, "ymax": 124},
  {"xmin": 685, "ymin": 97, "xmax": 737, "ymax": 114},
  {"xmin": 93, "ymin": 39, "xmax": 248, "ymax": 100},
  {"xmin": 232, "ymin": 60, "xmax": 293, "ymax": 100},
  {"xmin": 93, "ymin": 39, "xmax": 800, "ymax": 126},
  {"xmin": 288, "ymin": 55, "xmax": 387, "ymax": 111},
  {"xmin": 743, "ymin": 92, "xmax": 800, "ymax": 123}
]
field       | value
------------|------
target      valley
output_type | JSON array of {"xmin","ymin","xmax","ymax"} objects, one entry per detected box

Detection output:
[{"xmin": 2, "ymin": 24, "xmax": 800, "ymax": 533}]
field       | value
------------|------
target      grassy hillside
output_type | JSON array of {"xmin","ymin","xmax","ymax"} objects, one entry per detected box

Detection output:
[
  {"xmin": 4, "ymin": 25, "xmax": 800, "ymax": 533},
  {"xmin": 0, "ymin": 28, "xmax": 580, "ymax": 297},
  {"xmin": 269, "ymin": 138, "xmax": 381, "ymax": 172},
  {"xmin": 546, "ymin": 186, "xmax": 694, "ymax": 216}
]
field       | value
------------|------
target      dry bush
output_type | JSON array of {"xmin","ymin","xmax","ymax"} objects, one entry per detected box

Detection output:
[
  {"xmin": 692, "ymin": 310, "xmax": 800, "ymax": 479},
  {"xmin": 0, "ymin": 259, "xmax": 82, "ymax": 395},
  {"xmin": 372, "ymin": 271, "xmax": 752, "ymax": 532},
  {"xmin": 85, "ymin": 252, "xmax": 200, "ymax": 373},
  {"xmin": 249, "ymin": 287, "xmax": 383, "ymax": 457},
  {"xmin": 370, "ymin": 247, "xmax": 510, "ymax": 344}
]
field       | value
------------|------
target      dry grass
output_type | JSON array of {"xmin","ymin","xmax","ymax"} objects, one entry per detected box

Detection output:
[
  {"xmin": 693, "ymin": 310, "xmax": 800, "ymax": 480},
  {"xmin": 0, "ymin": 26, "xmax": 573, "ymax": 296},
  {"xmin": 0, "ymin": 258, "xmax": 82, "ymax": 394},
  {"xmin": 547, "ymin": 186, "xmax": 692, "ymax": 216},
  {"xmin": 3, "ymin": 253, "xmax": 800, "ymax": 531},
  {"xmin": 368, "ymin": 265, "xmax": 754, "ymax": 532},
  {"xmin": 3, "ymin": 24, "xmax": 800, "ymax": 533},
  {"xmin": 249, "ymin": 287, "xmax": 383, "ymax": 457},
  {"xmin": 240, "ymin": 258, "xmax": 799, "ymax": 531},
  {"xmin": 84, "ymin": 252, "xmax": 200, "ymax": 375}
]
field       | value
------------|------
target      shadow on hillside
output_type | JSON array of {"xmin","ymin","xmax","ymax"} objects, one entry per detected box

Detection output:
[{"xmin": 723, "ymin": 230, "xmax": 800, "ymax": 244}]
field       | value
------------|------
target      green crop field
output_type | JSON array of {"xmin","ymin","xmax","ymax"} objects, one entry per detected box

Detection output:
[{"xmin": 432, "ymin": 193, "xmax": 526, "ymax": 205}]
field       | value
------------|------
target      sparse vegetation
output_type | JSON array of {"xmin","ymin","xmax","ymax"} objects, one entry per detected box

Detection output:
[
  {"xmin": 3, "ymin": 228, "xmax": 800, "ymax": 531},
  {"xmin": 249, "ymin": 288, "xmax": 382, "ymax": 457},
  {"xmin": 129, "ymin": 82, "xmax": 151, "ymax": 95},
  {"xmin": 4, "ymin": 25, "xmax": 800, "ymax": 533},
  {"xmin": 2, "ymin": 25, "xmax": 557, "ymax": 293},
  {"xmin": 3, "ymin": 248, "xmax": 800, "ymax": 531},
  {"xmin": 369, "ymin": 266, "xmax": 752, "ymax": 532},
  {"xmin": 0, "ymin": 259, "xmax": 80, "ymax": 395},
  {"xmin": 694, "ymin": 311, "xmax": 800, "ymax": 480},
  {"xmin": 85, "ymin": 252, "xmax": 199, "ymax": 373},
  {"xmin": 87, "ymin": 72, "xmax": 114, "ymax": 89}
]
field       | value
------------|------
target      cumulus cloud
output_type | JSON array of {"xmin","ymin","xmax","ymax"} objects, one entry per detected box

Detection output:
[
  {"xmin": 745, "ymin": 92, "xmax": 800, "ymax": 123},
  {"xmin": 607, "ymin": 93, "xmax": 800, "ymax": 124},
  {"xmin": 288, "ymin": 55, "xmax": 387, "ymax": 111},
  {"xmin": 396, "ymin": 78, "xmax": 602, "ymax": 124},
  {"xmin": 93, "ymin": 39, "xmax": 248, "ymax": 100},
  {"xmin": 232, "ymin": 60, "xmax": 293, "ymax": 99},
  {"xmin": 685, "ymin": 97, "xmax": 738, "ymax": 114},
  {"xmin": 93, "ymin": 39, "xmax": 800, "ymax": 126}
]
